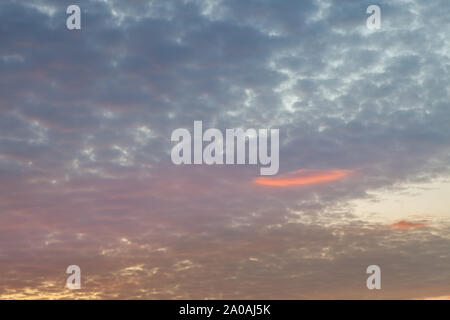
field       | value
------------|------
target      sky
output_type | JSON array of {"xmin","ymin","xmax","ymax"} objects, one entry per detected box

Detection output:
[{"xmin": 0, "ymin": 0, "xmax": 449, "ymax": 299}]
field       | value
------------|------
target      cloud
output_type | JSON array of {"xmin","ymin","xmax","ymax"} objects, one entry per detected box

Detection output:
[
  {"xmin": 423, "ymin": 295, "xmax": 450, "ymax": 300},
  {"xmin": 390, "ymin": 220, "xmax": 428, "ymax": 230},
  {"xmin": 254, "ymin": 169, "xmax": 353, "ymax": 186},
  {"xmin": 0, "ymin": 0, "xmax": 449, "ymax": 299}
]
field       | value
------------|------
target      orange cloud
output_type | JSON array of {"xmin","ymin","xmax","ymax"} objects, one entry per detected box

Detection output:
[
  {"xmin": 390, "ymin": 220, "xmax": 428, "ymax": 230},
  {"xmin": 423, "ymin": 295, "xmax": 450, "ymax": 300},
  {"xmin": 253, "ymin": 169, "xmax": 352, "ymax": 187}
]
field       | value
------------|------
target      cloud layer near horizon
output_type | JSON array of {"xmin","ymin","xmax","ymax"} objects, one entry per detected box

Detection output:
[{"xmin": 0, "ymin": 0, "xmax": 449, "ymax": 299}]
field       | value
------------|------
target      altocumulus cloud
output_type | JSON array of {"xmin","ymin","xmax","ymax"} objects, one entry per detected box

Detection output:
[{"xmin": 0, "ymin": 0, "xmax": 449, "ymax": 299}]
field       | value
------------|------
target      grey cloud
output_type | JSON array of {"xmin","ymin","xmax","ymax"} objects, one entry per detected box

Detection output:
[{"xmin": 0, "ymin": 0, "xmax": 449, "ymax": 299}]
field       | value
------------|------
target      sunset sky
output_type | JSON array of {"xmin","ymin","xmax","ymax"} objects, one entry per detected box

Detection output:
[{"xmin": 0, "ymin": 0, "xmax": 449, "ymax": 299}]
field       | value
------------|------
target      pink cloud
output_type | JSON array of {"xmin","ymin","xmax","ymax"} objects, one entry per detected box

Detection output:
[{"xmin": 253, "ymin": 169, "xmax": 353, "ymax": 187}]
